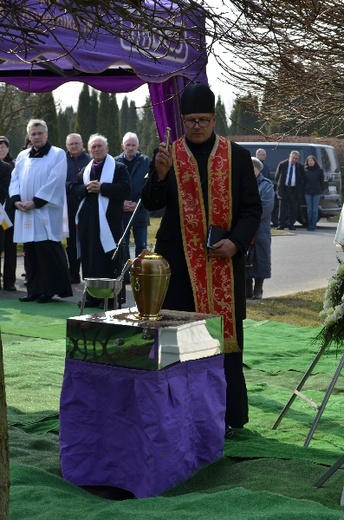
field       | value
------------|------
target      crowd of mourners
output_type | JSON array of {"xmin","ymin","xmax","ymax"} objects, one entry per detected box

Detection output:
[{"xmin": 0, "ymin": 122, "xmax": 151, "ymax": 308}]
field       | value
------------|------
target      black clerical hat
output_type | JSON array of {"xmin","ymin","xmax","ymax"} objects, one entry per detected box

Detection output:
[{"xmin": 180, "ymin": 83, "xmax": 215, "ymax": 115}]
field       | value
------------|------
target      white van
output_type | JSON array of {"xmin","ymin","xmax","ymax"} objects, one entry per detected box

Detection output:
[{"xmin": 237, "ymin": 142, "xmax": 342, "ymax": 226}]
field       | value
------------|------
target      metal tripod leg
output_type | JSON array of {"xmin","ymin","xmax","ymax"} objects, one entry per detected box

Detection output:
[
  {"xmin": 313, "ymin": 454, "xmax": 344, "ymax": 488},
  {"xmin": 79, "ymin": 285, "xmax": 88, "ymax": 315},
  {"xmin": 272, "ymin": 343, "xmax": 327, "ymax": 430},
  {"xmin": 304, "ymin": 353, "xmax": 344, "ymax": 447}
]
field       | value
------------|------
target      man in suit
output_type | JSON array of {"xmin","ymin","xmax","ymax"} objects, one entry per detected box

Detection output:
[
  {"xmin": 141, "ymin": 83, "xmax": 262, "ymax": 439},
  {"xmin": 275, "ymin": 150, "xmax": 304, "ymax": 230}
]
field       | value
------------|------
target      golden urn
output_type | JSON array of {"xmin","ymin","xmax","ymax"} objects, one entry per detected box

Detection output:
[{"xmin": 130, "ymin": 249, "xmax": 171, "ymax": 320}]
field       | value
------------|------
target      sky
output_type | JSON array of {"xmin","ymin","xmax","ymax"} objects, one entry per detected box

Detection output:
[{"xmin": 53, "ymin": 54, "xmax": 236, "ymax": 116}]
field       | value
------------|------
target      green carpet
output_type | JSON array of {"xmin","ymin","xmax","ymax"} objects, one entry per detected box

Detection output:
[
  {"xmin": 1, "ymin": 302, "xmax": 343, "ymax": 519},
  {"xmin": 0, "ymin": 299, "xmax": 80, "ymax": 339}
]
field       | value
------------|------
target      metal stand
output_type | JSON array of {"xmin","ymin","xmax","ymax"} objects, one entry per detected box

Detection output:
[
  {"xmin": 313, "ymin": 454, "xmax": 344, "ymax": 506},
  {"xmin": 272, "ymin": 344, "xmax": 344, "ymax": 447}
]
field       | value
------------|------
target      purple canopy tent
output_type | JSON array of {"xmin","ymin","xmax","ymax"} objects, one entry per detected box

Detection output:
[{"xmin": 0, "ymin": 1, "xmax": 208, "ymax": 140}]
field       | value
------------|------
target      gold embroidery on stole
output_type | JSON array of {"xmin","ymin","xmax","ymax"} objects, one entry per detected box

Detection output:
[{"xmin": 173, "ymin": 136, "xmax": 239, "ymax": 353}]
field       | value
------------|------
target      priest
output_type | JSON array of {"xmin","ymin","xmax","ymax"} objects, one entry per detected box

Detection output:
[
  {"xmin": 9, "ymin": 119, "xmax": 72, "ymax": 303},
  {"xmin": 141, "ymin": 83, "xmax": 262, "ymax": 438}
]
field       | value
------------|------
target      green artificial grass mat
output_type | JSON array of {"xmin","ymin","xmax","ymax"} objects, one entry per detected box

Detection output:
[
  {"xmin": 9, "ymin": 463, "xmax": 344, "ymax": 520},
  {"xmin": 0, "ymin": 299, "xmax": 81, "ymax": 339},
  {"xmin": 1, "ymin": 302, "xmax": 344, "ymax": 518}
]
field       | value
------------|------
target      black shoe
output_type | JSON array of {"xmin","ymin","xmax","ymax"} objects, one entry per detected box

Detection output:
[
  {"xmin": 37, "ymin": 294, "xmax": 53, "ymax": 303},
  {"xmin": 276, "ymin": 226, "xmax": 285, "ymax": 230},
  {"xmin": 225, "ymin": 425, "xmax": 235, "ymax": 439},
  {"xmin": 289, "ymin": 226, "xmax": 296, "ymax": 230},
  {"xmin": 4, "ymin": 285, "xmax": 16, "ymax": 291},
  {"xmin": 19, "ymin": 294, "xmax": 39, "ymax": 302}
]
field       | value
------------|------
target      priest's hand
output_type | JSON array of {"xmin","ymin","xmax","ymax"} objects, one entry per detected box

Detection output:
[
  {"xmin": 208, "ymin": 238, "xmax": 238, "ymax": 259},
  {"xmin": 155, "ymin": 143, "xmax": 172, "ymax": 182},
  {"xmin": 15, "ymin": 201, "xmax": 36, "ymax": 211},
  {"xmin": 86, "ymin": 180, "xmax": 101, "ymax": 193}
]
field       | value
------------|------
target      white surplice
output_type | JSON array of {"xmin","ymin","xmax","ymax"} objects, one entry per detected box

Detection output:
[{"xmin": 9, "ymin": 146, "xmax": 68, "ymax": 243}]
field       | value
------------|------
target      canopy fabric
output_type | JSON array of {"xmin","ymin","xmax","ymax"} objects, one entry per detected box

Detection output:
[{"xmin": 0, "ymin": 1, "xmax": 208, "ymax": 140}]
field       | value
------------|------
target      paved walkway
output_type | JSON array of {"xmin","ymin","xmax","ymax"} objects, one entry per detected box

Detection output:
[{"xmin": 0, "ymin": 219, "xmax": 339, "ymax": 305}]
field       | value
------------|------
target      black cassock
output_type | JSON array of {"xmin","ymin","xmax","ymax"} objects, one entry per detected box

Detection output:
[
  {"xmin": 141, "ymin": 134, "xmax": 262, "ymax": 428},
  {"xmin": 71, "ymin": 158, "xmax": 131, "ymax": 281}
]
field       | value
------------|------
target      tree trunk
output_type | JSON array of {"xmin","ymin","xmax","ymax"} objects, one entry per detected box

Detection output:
[{"xmin": 0, "ymin": 333, "xmax": 10, "ymax": 520}]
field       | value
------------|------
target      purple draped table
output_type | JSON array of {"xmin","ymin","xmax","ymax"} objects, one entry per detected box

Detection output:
[{"xmin": 59, "ymin": 309, "xmax": 226, "ymax": 498}]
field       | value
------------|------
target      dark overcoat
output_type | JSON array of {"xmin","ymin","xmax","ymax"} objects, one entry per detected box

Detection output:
[
  {"xmin": 116, "ymin": 151, "xmax": 151, "ymax": 227},
  {"xmin": 247, "ymin": 173, "xmax": 274, "ymax": 279},
  {"xmin": 275, "ymin": 159, "xmax": 304, "ymax": 200}
]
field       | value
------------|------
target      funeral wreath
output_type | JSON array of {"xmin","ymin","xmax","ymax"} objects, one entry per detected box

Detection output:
[{"xmin": 317, "ymin": 257, "xmax": 344, "ymax": 352}]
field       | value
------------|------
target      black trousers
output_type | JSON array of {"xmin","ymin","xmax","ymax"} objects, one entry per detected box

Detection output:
[
  {"xmin": 66, "ymin": 212, "xmax": 80, "ymax": 279},
  {"xmin": 278, "ymin": 187, "xmax": 297, "ymax": 227},
  {"xmin": 0, "ymin": 226, "xmax": 17, "ymax": 289},
  {"xmin": 224, "ymin": 320, "xmax": 249, "ymax": 428}
]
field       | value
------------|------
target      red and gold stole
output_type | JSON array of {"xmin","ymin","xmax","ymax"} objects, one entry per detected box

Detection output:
[{"xmin": 172, "ymin": 135, "xmax": 239, "ymax": 353}]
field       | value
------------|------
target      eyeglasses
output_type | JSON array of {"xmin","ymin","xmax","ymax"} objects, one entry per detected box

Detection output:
[{"xmin": 183, "ymin": 116, "xmax": 214, "ymax": 128}]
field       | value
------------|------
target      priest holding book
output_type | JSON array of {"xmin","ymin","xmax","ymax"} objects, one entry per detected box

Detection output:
[{"xmin": 141, "ymin": 83, "xmax": 262, "ymax": 438}]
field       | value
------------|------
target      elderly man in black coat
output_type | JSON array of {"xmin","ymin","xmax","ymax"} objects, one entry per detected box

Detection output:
[
  {"xmin": 275, "ymin": 150, "xmax": 304, "ymax": 230},
  {"xmin": 141, "ymin": 83, "xmax": 262, "ymax": 438},
  {"xmin": 71, "ymin": 133, "xmax": 131, "ymax": 308}
]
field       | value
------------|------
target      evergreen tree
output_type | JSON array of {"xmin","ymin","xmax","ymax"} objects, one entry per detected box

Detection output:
[
  {"xmin": 32, "ymin": 92, "xmax": 59, "ymax": 145},
  {"xmin": 75, "ymin": 84, "xmax": 92, "ymax": 144},
  {"xmin": 57, "ymin": 109, "xmax": 69, "ymax": 149},
  {"xmin": 215, "ymin": 96, "xmax": 230, "ymax": 136},
  {"xmin": 228, "ymin": 94, "xmax": 260, "ymax": 136},
  {"xmin": 120, "ymin": 96, "xmax": 129, "ymax": 138},
  {"xmin": 228, "ymin": 97, "xmax": 241, "ymax": 136},
  {"xmin": 137, "ymin": 97, "xmax": 159, "ymax": 158},
  {"xmin": 128, "ymin": 100, "xmax": 139, "ymax": 134},
  {"xmin": 57, "ymin": 106, "xmax": 76, "ymax": 148},
  {"xmin": 97, "ymin": 92, "xmax": 111, "ymax": 137},
  {"xmin": 109, "ymin": 94, "xmax": 121, "ymax": 155},
  {"xmin": 97, "ymin": 92, "xmax": 120, "ymax": 155},
  {"xmin": 89, "ymin": 89, "xmax": 99, "ymax": 139}
]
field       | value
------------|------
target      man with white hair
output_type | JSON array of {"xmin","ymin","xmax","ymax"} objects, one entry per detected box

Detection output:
[
  {"xmin": 116, "ymin": 132, "xmax": 151, "ymax": 267},
  {"xmin": 9, "ymin": 119, "xmax": 72, "ymax": 303},
  {"xmin": 255, "ymin": 148, "xmax": 270, "ymax": 179},
  {"xmin": 71, "ymin": 133, "xmax": 131, "ymax": 308}
]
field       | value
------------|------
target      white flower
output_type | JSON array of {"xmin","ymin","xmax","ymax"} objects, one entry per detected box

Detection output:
[
  {"xmin": 329, "ymin": 278, "xmax": 337, "ymax": 290},
  {"xmin": 323, "ymin": 300, "xmax": 332, "ymax": 311},
  {"xmin": 334, "ymin": 305, "xmax": 344, "ymax": 319},
  {"xmin": 337, "ymin": 263, "xmax": 344, "ymax": 276}
]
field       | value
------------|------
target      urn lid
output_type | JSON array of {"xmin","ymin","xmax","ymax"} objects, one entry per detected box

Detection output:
[{"xmin": 131, "ymin": 249, "xmax": 171, "ymax": 275}]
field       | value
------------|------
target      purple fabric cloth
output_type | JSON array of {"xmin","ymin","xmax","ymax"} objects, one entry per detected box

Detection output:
[
  {"xmin": 59, "ymin": 355, "xmax": 225, "ymax": 498},
  {"xmin": 0, "ymin": 2, "xmax": 208, "ymax": 142}
]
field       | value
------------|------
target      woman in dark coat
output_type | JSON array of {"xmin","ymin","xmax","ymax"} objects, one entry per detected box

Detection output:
[
  {"xmin": 304, "ymin": 155, "xmax": 324, "ymax": 231},
  {"xmin": 246, "ymin": 157, "xmax": 274, "ymax": 299}
]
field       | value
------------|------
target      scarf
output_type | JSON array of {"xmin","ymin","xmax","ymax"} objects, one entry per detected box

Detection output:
[
  {"xmin": 173, "ymin": 135, "xmax": 239, "ymax": 353},
  {"xmin": 76, "ymin": 154, "xmax": 117, "ymax": 253}
]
